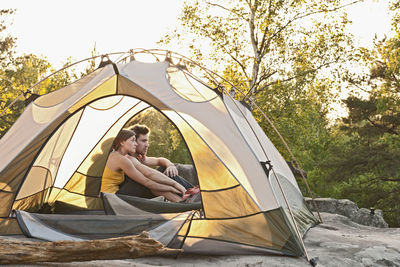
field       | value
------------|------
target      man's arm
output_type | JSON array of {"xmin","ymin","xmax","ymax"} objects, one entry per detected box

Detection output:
[{"xmin": 143, "ymin": 156, "xmax": 179, "ymax": 177}]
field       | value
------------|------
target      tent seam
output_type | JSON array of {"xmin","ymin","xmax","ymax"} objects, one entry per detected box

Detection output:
[{"xmin": 52, "ymin": 98, "xmax": 148, "ymax": 200}]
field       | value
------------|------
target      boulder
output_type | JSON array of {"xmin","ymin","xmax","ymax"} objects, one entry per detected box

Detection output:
[
  {"xmin": 175, "ymin": 164, "xmax": 198, "ymax": 186},
  {"xmin": 305, "ymin": 197, "xmax": 388, "ymax": 228}
]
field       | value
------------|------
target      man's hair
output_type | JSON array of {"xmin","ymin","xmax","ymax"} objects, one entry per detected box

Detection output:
[
  {"xmin": 130, "ymin": 124, "xmax": 150, "ymax": 139},
  {"xmin": 112, "ymin": 129, "xmax": 135, "ymax": 151}
]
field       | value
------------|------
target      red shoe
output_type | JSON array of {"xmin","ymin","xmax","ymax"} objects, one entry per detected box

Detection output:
[{"xmin": 181, "ymin": 186, "xmax": 201, "ymax": 203}]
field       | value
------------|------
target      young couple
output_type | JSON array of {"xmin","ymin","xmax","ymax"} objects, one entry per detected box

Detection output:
[{"xmin": 101, "ymin": 124, "xmax": 194, "ymax": 203}]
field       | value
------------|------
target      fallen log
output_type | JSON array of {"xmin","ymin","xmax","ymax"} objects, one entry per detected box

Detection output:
[{"xmin": 0, "ymin": 232, "xmax": 181, "ymax": 265}]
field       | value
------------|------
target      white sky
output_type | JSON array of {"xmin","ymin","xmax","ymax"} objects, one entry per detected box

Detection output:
[
  {"xmin": 347, "ymin": 0, "xmax": 392, "ymax": 47},
  {"xmin": 1, "ymin": 0, "xmax": 393, "ymax": 70},
  {"xmin": 2, "ymin": 0, "xmax": 186, "ymax": 68}
]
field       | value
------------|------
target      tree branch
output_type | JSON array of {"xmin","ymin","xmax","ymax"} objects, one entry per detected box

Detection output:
[
  {"xmin": 0, "ymin": 232, "xmax": 181, "ymax": 265},
  {"xmin": 391, "ymin": 71, "xmax": 399, "ymax": 85},
  {"xmin": 367, "ymin": 117, "xmax": 399, "ymax": 135},
  {"xmin": 262, "ymin": 0, "xmax": 361, "ymax": 58},
  {"xmin": 218, "ymin": 41, "xmax": 250, "ymax": 81},
  {"xmin": 192, "ymin": 20, "xmax": 250, "ymax": 80},
  {"xmin": 253, "ymin": 69, "xmax": 278, "ymax": 90},
  {"xmin": 380, "ymin": 178, "xmax": 400, "ymax": 182},
  {"xmin": 245, "ymin": 0, "xmax": 252, "ymax": 9},
  {"xmin": 248, "ymin": 2, "xmax": 260, "ymax": 95},
  {"xmin": 249, "ymin": 60, "xmax": 337, "ymax": 97},
  {"xmin": 258, "ymin": 0, "xmax": 273, "ymax": 59},
  {"xmin": 206, "ymin": 2, "xmax": 247, "ymax": 20},
  {"xmin": 347, "ymin": 79, "xmax": 371, "ymax": 94},
  {"xmin": 359, "ymin": 175, "xmax": 400, "ymax": 185},
  {"xmin": 292, "ymin": 0, "xmax": 361, "ymax": 27}
]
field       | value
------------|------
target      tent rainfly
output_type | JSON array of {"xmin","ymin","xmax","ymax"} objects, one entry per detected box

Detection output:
[{"xmin": 0, "ymin": 50, "xmax": 319, "ymax": 262}]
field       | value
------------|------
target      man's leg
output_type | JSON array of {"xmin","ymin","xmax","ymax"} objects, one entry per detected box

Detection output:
[
  {"xmin": 157, "ymin": 167, "xmax": 193, "ymax": 189},
  {"xmin": 116, "ymin": 176, "xmax": 156, "ymax": 198},
  {"xmin": 170, "ymin": 175, "xmax": 193, "ymax": 189}
]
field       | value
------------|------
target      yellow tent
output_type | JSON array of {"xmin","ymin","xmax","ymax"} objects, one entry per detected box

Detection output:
[{"xmin": 0, "ymin": 50, "xmax": 319, "ymax": 259}]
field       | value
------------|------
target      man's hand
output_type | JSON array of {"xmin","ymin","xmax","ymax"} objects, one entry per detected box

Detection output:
[{"xmin": 164, "ymin": 165, "xmax": 178, "ymax": 177}]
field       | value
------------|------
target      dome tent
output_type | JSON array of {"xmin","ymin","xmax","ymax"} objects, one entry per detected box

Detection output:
[{"xmin": 0, "ymin": 49, "xmax": 319, "ymax": 261}]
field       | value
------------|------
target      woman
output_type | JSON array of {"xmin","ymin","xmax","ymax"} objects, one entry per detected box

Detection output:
[{"xmin": 101, "ymin": 129, "xmax": 185, "ymax": 202}]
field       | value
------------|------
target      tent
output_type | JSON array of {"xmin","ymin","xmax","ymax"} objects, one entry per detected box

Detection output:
[{"xmin": 0, "ymin": 49, "xmax": 319, "ymax": 260}]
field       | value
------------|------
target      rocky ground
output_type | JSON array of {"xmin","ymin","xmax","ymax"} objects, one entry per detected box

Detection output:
[{"xmin": 5, "ymin": 211, "xmax": 400, "ymax": 267}]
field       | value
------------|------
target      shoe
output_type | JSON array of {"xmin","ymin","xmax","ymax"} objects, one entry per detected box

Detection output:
[{"xmin": 181, "ymin": 186, "xmax": 201, "ymax": 203}]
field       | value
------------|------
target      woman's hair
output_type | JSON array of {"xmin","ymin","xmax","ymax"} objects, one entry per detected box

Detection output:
[
  {"xmin": 112, "ymin": 129, "xmax": 135, "ymax": 151},
  {"xmin": 130, "ymin": 124, "xmax": 150, "ymax": 139}
]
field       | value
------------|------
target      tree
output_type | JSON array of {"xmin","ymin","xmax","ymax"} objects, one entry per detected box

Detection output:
[
  {"xmin": 321, "ymin": 96, "xmax": 400, "ymax": 227},
  {"xmin": 0, "ymin": 10, "xmax": 75, "ymax": 137},
  {"xmin": 161, "ymin": 0, "xmax": 358, "ymax": 100},
  {"xmin": 0, "ymin": 54, "xmax": 75, "ymax": 137},
  {"xmin": 0, "ymin": 9, "xmax": 16, "ymax": 69},
  {"xmin": 126, "ymin": 108, "xmax": 192, "ymax": 165},
  {"xmin": 320, "ymin": 1, "xmax": 400, "ymax": 226},
  {"xmin": 160, "ymin": 0, "xmax": 359, "ymax": 198}
]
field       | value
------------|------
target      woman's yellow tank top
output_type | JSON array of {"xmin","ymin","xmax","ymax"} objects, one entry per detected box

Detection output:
[{"xmin": 101, "ymin": 165, "xmax": 124, "ymax": 193}]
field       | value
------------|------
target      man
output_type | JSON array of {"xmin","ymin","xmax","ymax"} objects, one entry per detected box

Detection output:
[{"xmin": 129, "ymin": 124, "xmax": 193, "ymax": 190}]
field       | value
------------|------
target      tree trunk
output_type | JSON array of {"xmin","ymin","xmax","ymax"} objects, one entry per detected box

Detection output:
[{"xmin": 0, "ymin": 232, "xmax": 181, "ymax": 264}]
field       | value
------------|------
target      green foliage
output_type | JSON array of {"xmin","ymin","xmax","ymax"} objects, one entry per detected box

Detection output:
[
  {"xmin": 319, "ymin": 12, "xmax": 400, "ymax": 226},
  {"xmin": 0, "ymin": 10, "xmax": 75, "ymax": 137},
  {"xmin": 321, "ymin": 128, "xmax": 400, "ymax": 226},
  {"xmin": 0, "ymin": 54, "xmax": 75, "ymax": 137},
  {"xmin": 162, "ymin": 0, "xmax": 400, "ymax": 227},
  {"xmin": 161, "ymin": 0, "xmax": 356, "ymax": 99},
  {"xmin": 160, "ymin": 0, "xmax": 357, "ymax": 199},
  {"xmin": 126, "ymin": 108, "xmax": 193, "ymax": 165},
  {"xmin": 0, "ymin": 9, "xmax": 16, "ymax": 69},
  {"xmin": 253, "ymin": 79, "xmax": 335, "ymax": 196}
]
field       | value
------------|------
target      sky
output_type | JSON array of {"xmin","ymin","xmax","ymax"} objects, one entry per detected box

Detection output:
[
  {"xmin": 2, "ymin": 0, "xmax": 186, "ymax": 68},
  {"xmin": 1, "ymin": 0, "xmax": 393, "ymax": 70},
  {"xmin": 347, "ymin": 0, "xmax": 393, "ymax": 46}
]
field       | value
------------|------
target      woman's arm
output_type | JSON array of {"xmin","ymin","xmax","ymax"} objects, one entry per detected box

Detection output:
[
  {"xmin": 129, "ymin": 157, "xmax": 186, "ymax": 195},
  {"xmin": 118, "ymin": 156, "xmax": 181, "ymax": 194},
  {"xmin": 141, "ymin": 166, "xmax": 186, "ymax": 195}
]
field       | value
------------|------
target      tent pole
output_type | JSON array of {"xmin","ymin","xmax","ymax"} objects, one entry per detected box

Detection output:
[
  {"xmin": 254, "ymin": 106, "xmax": 323, "ymax": 223},
  {"xmin": 1, "ymin": 47, "xmax": 322, "ymax": 222},
  {"xmin": 179, "ymin": 55, "xmax": 323, "ymax": 223},
  {"xmin": 215, "ymin": 81, "xmax": 322, "ymax": 224},
  {"xmin": 216, "ymin": 85, "xmax": 315, "ymax": 260},
  {"xmin": 0, "ymin": 52, "xmax": 127, "ymax": 118}
]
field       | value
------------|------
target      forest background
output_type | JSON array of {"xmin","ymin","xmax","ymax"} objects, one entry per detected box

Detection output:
[{"xmin": 1, "ymin": 0, "xmax": 400, "ymax": 227}]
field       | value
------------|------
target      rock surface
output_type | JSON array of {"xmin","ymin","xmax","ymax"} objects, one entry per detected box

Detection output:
[
  {"xmin": 5, "ymin": 212, "xmax": 400, "ymax": 267},
  {"xmin": 305, "ymin": 197, "xmax": 388, "ymax": 228}
]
